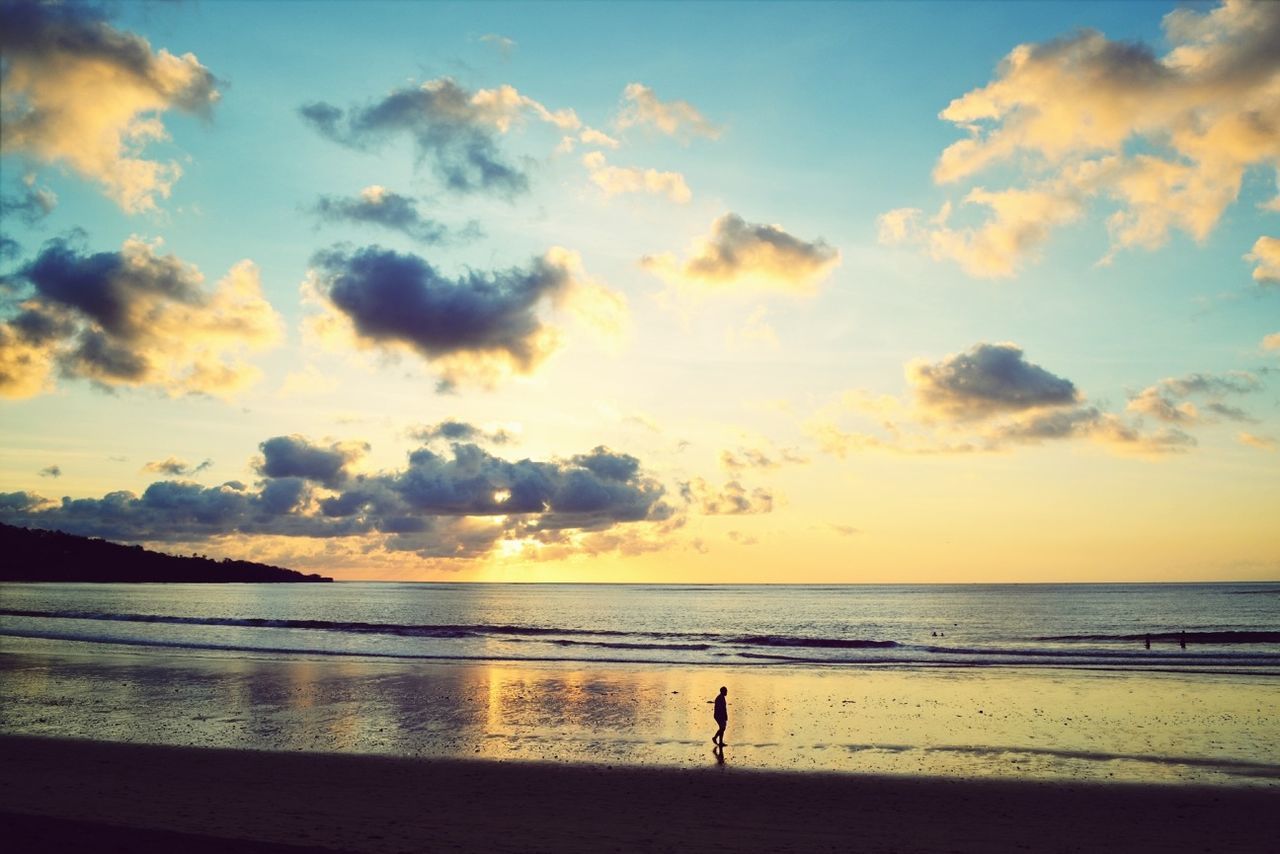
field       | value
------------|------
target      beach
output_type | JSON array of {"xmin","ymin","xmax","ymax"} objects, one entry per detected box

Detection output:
[
  {"xmin": 3, "ymin": 582, "xmax": 1278, "ymax": 850},
  {"xmin": 4, "ymin": 735, "xmax": 1280, "ymax": 853},
  {"xmin": 3, "ymin": 635, "xmax": 1278, "ymax": 785}
]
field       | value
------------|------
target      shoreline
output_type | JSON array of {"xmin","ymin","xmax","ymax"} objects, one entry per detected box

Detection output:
[{"xmin": 3, "ymin": 735, "xmax": 1278, "ymax": 853}]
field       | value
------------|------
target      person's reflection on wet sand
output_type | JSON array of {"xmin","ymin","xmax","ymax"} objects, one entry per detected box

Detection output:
[{"xmin": 712, "ymin": 742, "xmax": 725, "ymax": 765}]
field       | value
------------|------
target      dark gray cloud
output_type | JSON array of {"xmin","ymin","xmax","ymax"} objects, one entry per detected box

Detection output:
[
  {"xmin": 384, "ymin": 443, "xmax": 662, "ymax": 528},
  {"xmin": 0, "ymin": 437, "xmax": 671, "ymax": 557},
  {"xmin": 19, "ymin": 236, "xmax": 200, "ymax": 337},
  {"xmin": 143, "ymin": 457, "xmax": 213, "ymax": 476},
  {"xmin": 642, "ymin": 213, "xmax": 840, "ymax": 292},
  {"xmin": 309, "ymin": 244, "xmax": 573, "ymax": 378},
  {"xmin": 1, "ymin": 479, "xmax": 358, "ymax": 542},
  {"xmin": 987, "ymin": 406, "xmax": 1104, "ymax": 443},
  {"xmin": 6, "ymin": 305, "xmax": 75, "ymax": 344},
  {"xmin": 1, "ymin": 237, "xmax": 179, "ymax": 388},
  {"xmin": 311, "ymin": 187, "xmax": 480, "ymax": 245},
  {"xmin": 0, "ymin": 491, "xmax": 44, "ymax": 512},
  {"xmin": 409, "ymin": 419, "xmax": 513, "ymax": 445},
  {"xmin": 0, "ymin": 235, "xmax": 281, "ymax": 398},
  {"xmin": 910, "ymin": 343, "xmax": 1079, "ymax": 421},
  {"xmin": 1, "ymin": 182, "xmax": 57, "ymax": 225},
  {"xmin": 986, "ymin": 405, "xmax": 1196, "ymax": 454},
  {"xmin": 300, "ymin": 78, "xmax": 539, "ymax": 198},
  {"xmin": 256, "ymin": 435, "xmax": 366, "ymax": 489},
  {"xmin": 38, "ymin": 465, "xmax": 61, "ymax": 478}
]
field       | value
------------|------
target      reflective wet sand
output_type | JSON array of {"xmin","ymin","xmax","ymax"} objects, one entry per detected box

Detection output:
[{"xmin": 2, "ymin": 636, "xmax": 1276, "ymax": 785}]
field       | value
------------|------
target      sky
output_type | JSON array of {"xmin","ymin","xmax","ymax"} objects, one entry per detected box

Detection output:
[{"xmin": 1, "ymin": 0, "xmax": 1277, "ymax": 583}]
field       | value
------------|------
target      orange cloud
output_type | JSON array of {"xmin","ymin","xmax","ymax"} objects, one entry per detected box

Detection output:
[
  {"xmin": 1246, "ymin": 236, "xmax": 1280, "ymax": 285},
  {"xmin": 582, "ymin": 152, "xmax": 691, "ymax": 203},
  {"xmin": 882, "ymin": 1, "xmax": 1280, "ymax": 277},
  {"xmin": 1, "ymin": 2, "xmax": 219, "ymax": 212}
]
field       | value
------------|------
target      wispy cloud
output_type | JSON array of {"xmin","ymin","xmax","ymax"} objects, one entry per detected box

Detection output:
[
  {"xmin": 408, "ymin": 419, "xmax": 514, "ymax": 446},
  {"xmin": 1238, "ymin": 432, "xmax": 1276, "ymax": 451},
  {"xmin": 0, "ymin": 175, "xmax": 57, "ymax": 225},
  {"xmin": 681, "ymin": 478, "xmax": 773, "ymax": 515},
  {"xmin": 1126, "ymin": 371, "xmax": 1264, "ymax": 425},
  {"xmin": 616, "ymin": 83, "xmax": 721, "ymax": 141},
  {"xmin": 310, "ymin": 185, "xmax": 479, "ymax": 245},
  {"xmin": 300, "ymin": 77, "xmax": 578, "ymax": 198},
  {"xmin": 143, "ymin": 457, "xmax": 213, "ymax": 477},
  {"xmin": 479, "ymin": 33, "xmax": 516, "ymax": 58}
]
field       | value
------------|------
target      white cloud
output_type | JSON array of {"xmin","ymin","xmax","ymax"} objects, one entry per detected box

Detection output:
[
  {"xmin": 579, "ymin": 128, "xmax": 621, "ymax": 149},
  {"xmin": 616, "ymin": 83, "xmax": 721, "ymax": 140},
  {"xmin": 882, "ymin": 1, "xmax": 1280, "ymax": 277},
  {"xmin": 1, "ymin": 3, "xmax": 220, "ymax": 212},
  {"xmin": 1246, "ymin": 236, "xmax": 1280, "ymax": 285},
  {"xmin": 582, "ymin": 151, "xmax": 691, "ymax": 203}
]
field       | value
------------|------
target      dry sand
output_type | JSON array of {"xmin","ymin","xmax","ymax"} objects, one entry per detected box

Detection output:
[{"xmin": 2, "ymin": 735, "xmax": 1277, "ymax": 853}]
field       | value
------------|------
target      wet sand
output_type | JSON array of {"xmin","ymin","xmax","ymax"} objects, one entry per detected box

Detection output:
[
  {"xmin": 3, "ymin": 637, "xmax": 1278, "ymax": 785},
  {"xmin": 2, "ymin": 735, "xmax": 1278, "ymax": 853}
]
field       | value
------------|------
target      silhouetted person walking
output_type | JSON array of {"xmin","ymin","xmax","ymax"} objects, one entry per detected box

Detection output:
[{"xmin": 712, "ymin": 686, "xmax": 728, "ymax": 746}]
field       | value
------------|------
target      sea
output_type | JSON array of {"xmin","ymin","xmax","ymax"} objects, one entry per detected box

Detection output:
[{"xmin": 3, "ymin": 581, "xmax": 1278, "ymax": 675}]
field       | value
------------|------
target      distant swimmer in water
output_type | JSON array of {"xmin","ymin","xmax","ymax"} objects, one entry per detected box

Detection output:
[
  {"xmin": 1145, "ymin": 634, "xmax": 1151, "ymax": 650},
  {"xmin": 1180, "ymin": 631, "xmax": 1187, "ymax": 650},
  {"xmin": 711, "ymin": 686, "xmax": 728, "ymax": 746}
]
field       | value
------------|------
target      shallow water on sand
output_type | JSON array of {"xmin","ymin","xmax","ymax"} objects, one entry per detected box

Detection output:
[
  {"xmin": 2, "ymin": 636, "xmax": 1276, "ymax": 787},
  {"xmin": 3, "ymin": 581, "xmax": 1279, "ymax": 672}
]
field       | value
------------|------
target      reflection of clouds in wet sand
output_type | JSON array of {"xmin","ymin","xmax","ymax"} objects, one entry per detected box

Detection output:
[{"xmin": 2, "ymin": 639, "xmax": 1277, "ymax": 785}]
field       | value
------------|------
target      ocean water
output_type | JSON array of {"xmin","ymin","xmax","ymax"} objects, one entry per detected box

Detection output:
[{"xmin": 3, "ymin": 581, "xmax": 1278, "ymax": 674}]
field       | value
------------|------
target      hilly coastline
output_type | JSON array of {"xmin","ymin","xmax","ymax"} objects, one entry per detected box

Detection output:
[{"xmin": 0, "ymin": 523, "xmax": 332, "ymax": 583}]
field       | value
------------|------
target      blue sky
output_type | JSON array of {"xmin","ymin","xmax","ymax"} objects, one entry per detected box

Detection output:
[{"xmin": 1, "ymin": 0, "xmax": 1276, "ymax": 581}]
